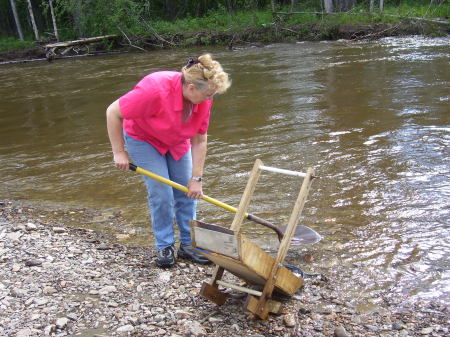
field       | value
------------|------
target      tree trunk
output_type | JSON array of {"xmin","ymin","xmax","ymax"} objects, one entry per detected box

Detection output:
[
  {"xmin": 271, "ymin": 0, "xmax": 276, "ymax": 12},
  {"xmin": 380, "ymin": 0, "xmax": 384, "ymax": 12},
  {"xmin": 370, "ymin": 0, "xmax": 375, "ymax": 12},
  {"xmin": 49, "ymin": 0, "xmax": 59, "ymax": 41},
  {"xmin": 26, "ymin": 0, "xmax": 39, "ymax": 41},
  {"xmin": 324, "ymin": 0, "xmax": 333, "ymax": 13},
  {"xmin": 9, "ymin": 0, "xmax": 24, "ymax": 40}
]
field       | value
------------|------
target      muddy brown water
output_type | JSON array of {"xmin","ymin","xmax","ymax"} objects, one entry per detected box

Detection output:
[{"xmin": 1, "ymin": 36, "xmax": 449, "ymax": 309}]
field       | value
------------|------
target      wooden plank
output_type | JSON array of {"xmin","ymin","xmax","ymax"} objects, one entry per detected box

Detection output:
[
  {"xmin": 216, "ymin": 280, "xmax": 262, "ymax": 296},
  {"xmin": 230, "ymin": 159, "xmax": 262, "ymax": 232},
  {"xmin": 200, "ymin": 282, "xmax": 229, "ymax": 305},
  {"xmin": 245, "ymin": 295, "xmax": 282, "ymax": 317}
]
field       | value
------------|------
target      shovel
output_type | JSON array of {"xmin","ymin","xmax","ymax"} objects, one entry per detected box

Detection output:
[{"xmin": 129, "ymin": 163, "xmax": 321, "ymax": 245}]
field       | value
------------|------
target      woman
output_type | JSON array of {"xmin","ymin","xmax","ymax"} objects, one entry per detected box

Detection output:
[{"xmin": 106, "ymin": 54, "xmax": 231, "ymax": 268}]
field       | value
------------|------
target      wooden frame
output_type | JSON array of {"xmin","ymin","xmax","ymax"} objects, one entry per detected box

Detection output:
[{"xmin": 192, "ymin": 159, "xmax": 315, "ymax": 319}]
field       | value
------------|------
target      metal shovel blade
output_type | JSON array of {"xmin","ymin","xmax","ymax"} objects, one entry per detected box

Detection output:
[{"xmin": 281, "ymin": 225, "xmax": 322, "ymax": 245}]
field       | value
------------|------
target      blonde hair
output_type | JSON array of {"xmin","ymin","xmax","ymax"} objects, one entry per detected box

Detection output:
[{"xmin": 181, "ymin": 54, "xmax": 231, "ymax": 94}]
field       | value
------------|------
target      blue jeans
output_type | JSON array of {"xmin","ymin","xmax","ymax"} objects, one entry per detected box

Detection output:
[{"xmin": 124, "ymin": 132, "xmax": 196, "ymax": 250}]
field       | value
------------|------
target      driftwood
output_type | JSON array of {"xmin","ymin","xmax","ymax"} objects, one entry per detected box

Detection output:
[
  {"xmin": 45, "ymin": 35, "xmax": 118, "ymax": 48},
  {"xmin": 45, "ymin": 35, "xmax": 119, "ymax": 61}
]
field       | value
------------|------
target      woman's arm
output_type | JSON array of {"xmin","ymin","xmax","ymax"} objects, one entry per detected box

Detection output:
[
  {"xmin": 188, "ymin": 133, "xmax": 207, "ymax": 199},
  {"xmin": 106, "ymin": 99, "xmax": 129, "ymax": 171}
]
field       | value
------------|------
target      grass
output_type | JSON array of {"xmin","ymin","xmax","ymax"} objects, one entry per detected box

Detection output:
[{"xmin": 0, "ymin": 37, "xmax": 36, "ymax": 52}]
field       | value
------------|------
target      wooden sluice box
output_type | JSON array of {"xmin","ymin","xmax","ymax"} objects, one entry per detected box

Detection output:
[{"xmin": 191, "ymin": 159, "xmax": 316, "ymax": 319}]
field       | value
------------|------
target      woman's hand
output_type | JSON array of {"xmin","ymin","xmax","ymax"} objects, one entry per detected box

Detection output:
[
  {"xmin": 113, "ymin": 151, "xmax": 130, "ymax": 171},
  {"xmin": 187, "ymin": 180, "xmax": 203, "ymax": 199}
]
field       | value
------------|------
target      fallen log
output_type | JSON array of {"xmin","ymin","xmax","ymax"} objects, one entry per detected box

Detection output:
[{"xmin": 45, "ymin": 35, "xmax": 118, "ymax": 49}]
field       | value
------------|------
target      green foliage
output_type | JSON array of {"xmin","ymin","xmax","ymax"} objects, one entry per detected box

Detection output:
[{"xmin": 0, "ymin": 37, "xmax": 35, "ymax": 52}]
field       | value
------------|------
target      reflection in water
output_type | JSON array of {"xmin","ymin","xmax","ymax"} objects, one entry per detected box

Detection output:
[{"xmin": 0, "ymin": 37, "xmax": 449, "ymax": 306}]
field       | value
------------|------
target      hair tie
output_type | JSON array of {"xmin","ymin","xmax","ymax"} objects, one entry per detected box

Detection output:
[{"xmin": 186, "ymin": 57, "xmax": 200, "ymax": 68}]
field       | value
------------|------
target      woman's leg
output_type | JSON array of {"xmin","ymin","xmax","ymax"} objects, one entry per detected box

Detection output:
[
  {"xmin": 167, "ymin": 149, "xmax": 196, "ymax": 246},
  {"xmin": 124, "ymin": 132, "xmax": 175, "ymax": 250}
]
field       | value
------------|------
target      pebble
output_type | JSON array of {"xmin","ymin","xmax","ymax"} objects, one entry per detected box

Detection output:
[
  {"xmin": 334, "ymin": 325, "xmax": 349, "ymax": 337},
  {"xmin": 117, "ymin": 324, "xmax": 134, "ymax": 332},
  {"xmin": 283, "ymin": 313, "xmax": 296, "ymax": 327},
  {"xmin": 56, "ymin": 317, "xmax": 69, "ymax": 329}
]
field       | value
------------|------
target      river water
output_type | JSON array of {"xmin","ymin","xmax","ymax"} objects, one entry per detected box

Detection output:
[{"xmin": 1, "ymin": 36, "xmax": 449, "ymax": 308}]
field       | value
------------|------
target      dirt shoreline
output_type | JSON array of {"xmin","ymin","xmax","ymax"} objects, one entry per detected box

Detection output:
[
  {"xmin": 1, "ymin": 199, "xmax": 448, "ymax": 337},
  {"xmin": 1, "ymin": 21, "xmax": 448, "ymax": 65}
]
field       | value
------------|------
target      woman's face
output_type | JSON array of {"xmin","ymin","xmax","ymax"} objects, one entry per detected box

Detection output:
[{"xmin": 184, "ymin": 83, "xmax": 216, "ymax": 104}]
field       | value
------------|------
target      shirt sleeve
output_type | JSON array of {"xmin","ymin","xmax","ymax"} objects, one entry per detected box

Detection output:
[
  {"xmin": 197, "ymin": 101, "xmax": 212, "ymax": 135},
  {"xmin": 119, "ymin": 82, "xmax": 159, "ymax": 120}
]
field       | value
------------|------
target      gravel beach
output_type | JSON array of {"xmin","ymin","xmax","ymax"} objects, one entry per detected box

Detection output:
[{"xmin": 1, "ymin": 199, "xmax": 448, "ymax": 337}]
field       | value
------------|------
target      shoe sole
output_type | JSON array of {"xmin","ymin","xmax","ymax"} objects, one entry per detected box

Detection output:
[{"xmin": 178, "ymin": 251, "xmax": 212, "ymax": 265}]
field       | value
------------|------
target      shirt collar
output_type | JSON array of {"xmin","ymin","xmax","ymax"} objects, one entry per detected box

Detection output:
[{"xmin": 174, "ymin": 73, "xmax": 199, "ymax": 113}]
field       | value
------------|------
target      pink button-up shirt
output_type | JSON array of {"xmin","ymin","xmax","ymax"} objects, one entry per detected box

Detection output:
[{"xmin": 119, "ymin": 71, "xmax": 212, "ymax": 161}]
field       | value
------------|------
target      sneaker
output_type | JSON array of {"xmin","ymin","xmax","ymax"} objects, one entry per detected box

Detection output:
[
  {"xmin": 178, "ymin": 245, "xmax": 212, "ymax": 265},
  {"xmin": 156, "ymin": 246, "xmax": 175, "ymax": 268}
]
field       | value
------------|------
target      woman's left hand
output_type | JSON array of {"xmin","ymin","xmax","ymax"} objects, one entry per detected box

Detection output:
[{"xmin": 187, "ymin": 180, "xmax": 203, "ymax": 199}]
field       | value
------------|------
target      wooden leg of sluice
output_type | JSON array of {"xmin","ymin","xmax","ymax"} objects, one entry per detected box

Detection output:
[
  {"xmin": 245, "ymin": 295, "xmax": 282, "ymax": 319},
  {"xmin": 200, "ymin": 265, "xmax": 229, "ymax": 305},
  {"xmin": 200, "ymin": 282, "xmax": 229, "ymax": 305}
]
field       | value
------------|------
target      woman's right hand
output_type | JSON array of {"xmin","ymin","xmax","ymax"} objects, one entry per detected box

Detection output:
[{"xmin": 113, "ymin": 151, "xmax": 130, "ymax": 171}]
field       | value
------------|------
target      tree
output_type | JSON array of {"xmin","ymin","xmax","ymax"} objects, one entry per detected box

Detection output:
[
  {"xmin": 49, "ymin": 0, "xmax": 59, "ymax": 41},
  {"xmin": 26, "ymin": 0, "xmax": 40, "ymax": 41},
  {"xmin": 9, "ymin": 0, "xmax": 24, "ymax": 40},
  {"xmin": 324, "ymin": 0, "xmax": 333, "ymax": 13}
]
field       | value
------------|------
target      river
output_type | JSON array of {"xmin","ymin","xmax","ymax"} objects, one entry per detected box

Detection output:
[{"xmin": 0, "ymin": 36, "xmax": 449, "ymax": 308}]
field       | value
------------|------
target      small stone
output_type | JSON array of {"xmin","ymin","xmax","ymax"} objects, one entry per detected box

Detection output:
[
  {"xmin": 12, "ymin": 264, "xmax": 21, "ymax": 272},
  {"xmin": 16, "ymin": 328, "xmax": 33, "ymax": 337},
  {"xmin": 56, "ymin": 317, "xmax": 69, "ymax": 329},
  {"xmin": 392, "ymin": 322, "xmax": 404, "ymax": 330},
  {"xmin": 53, "ymin": 227, "xmax": 66, "ymax": 233},
  {"xmin": 183, "ymin": 320, "xmax": 206, "ymax": 336},
  {"xmin": 67, "ymin": 313, "xmax": 78, "ymax": 321},
  {"xmin": 420, "ymin": 327, "xmax": 433, "ymax": 334},
  {"xmin": 7, "ymin": 232, "xmax": 22, "ymax": 241},
  {"xmin": 117, "ymin": 324, "xmax": 134, "ymax": 333},
  {"xmin": 283, "ymin": 313, "xmax": 296, "ymax": 327},
  {"xmin": 34, "ymin": 298, "xmax": 49, "ymax": 306},
  {"xmin": 25, "ymin": 223, "xmax": 38, "ymax": 231},
  {"xmin": 43, "ymin": 286, "xmax": 58, "ymax": 295},
  {"xmin": 97, "ymin": 243, "xmax": 111, "ymax": 250},
  {"xmin": 44, "ymin": 325, "xmax": 55, "ymax": 335},
  {"xmin": 99, "ymin": 285, "xmax": 116, "ymax": 295},
  {"xmin": 334, "ymin": 326, "xmax": 349, "ymax": 337},
  {"xmin": 25, "ymin": 259, "xmax": 42, "ymax": 267}
]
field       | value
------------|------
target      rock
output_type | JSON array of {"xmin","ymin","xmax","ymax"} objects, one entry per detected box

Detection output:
[
  {"xmin": 67, "ymin": 313, "xmax": 78, "ymax": 321},
  {"xmin": 99, "ymin": 285, "xmax": 117, "ymax": 295},
  {"xmin": 25, "ymin": 259, "xmax": 42, "ymax": 267},
  {"xmin": 158, "ymin": 271, "xmax": 172, "ymax": 283},
  {"xmin": 392, "ymin": 321, "xmax": 404, "ymax": 330},
  {"xmin": 183, "ymin": 320, "xmax": 206, "ymax": 336},
  {"xmin": 43, "ymin": 286, "xmax": 57, "ymax": 295},
  {"xmin": 97, "ymin": 243, "xmax": 111, "ymax": 250},
  {"xmin": 420, "ymin": 327, "xmax": 433, "ymax": 334},
  {"xmin": 283, "ymin": 313, "xmax": 296, "ymax": 327},
  {"xmin": 56, "ymin": 317, "xmax": 69, "ymax": 329},
  {"xmin": 43, "ymin": 325, "xmax": 55, "ymax": 335},
  {"xmin": 53, "ymin": 227, "xmax": 66, "ymax": 233},
  {"xmin": 334, "ymin": 326, "xmax": 349, "ymax": 337},
  {"xmin": 7, "ymin": 232, "xmax": 22, "ymax": 241},
  {"xmin": 16, "ymin": 328, "xmax": 33, "ymax": 337},
  {"xmin": 117, "ymin": 324, "xmax": 134, "ymax": 333},
  {"xmin": 25, "ymin": 222, "xmax": 38, "ymax": 231}
]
